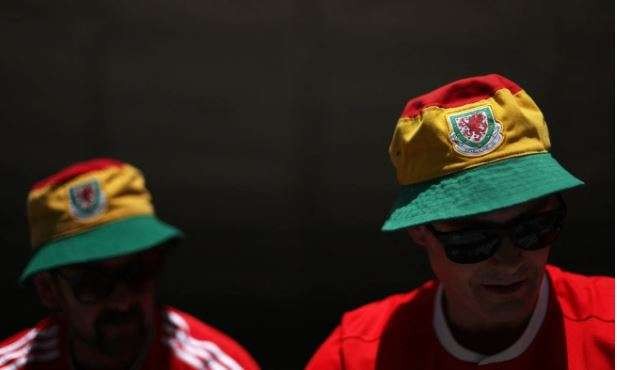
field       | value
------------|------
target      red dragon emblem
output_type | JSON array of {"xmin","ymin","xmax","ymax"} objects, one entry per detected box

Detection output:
[
  {"xmin": 457, "ymin": 113, "xmax": 487, "ymax": 142},
  {"xmin": 78, "ymin": 185, "xmax": 95, "ymax": 204}
]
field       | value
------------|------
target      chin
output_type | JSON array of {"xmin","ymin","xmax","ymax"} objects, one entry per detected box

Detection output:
[
  {"xmin": 100, "ymin": 335, "xmax": 146, "ymax": 359},
  {"xmin": 478, "ymin": 292, "xmax": 539, "ymax": 327}
]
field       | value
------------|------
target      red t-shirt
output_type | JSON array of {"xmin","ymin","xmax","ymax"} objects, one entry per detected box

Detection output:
[
  {"xmin": 306, "ymin": 265, "xmax": 614, "ymax": 370},
  {"xmin": 0, "ymin": 306, "xmax": 260, "ymax": 370}
]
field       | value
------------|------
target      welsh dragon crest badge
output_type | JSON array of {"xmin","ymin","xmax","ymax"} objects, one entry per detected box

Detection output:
[
  {"xmin": 446, "ymin": 105, "xmax": 504, "ymax": 156},
  {"xmin": 68, "ymin": 179, "xmax": 106, "ymax": 220}
]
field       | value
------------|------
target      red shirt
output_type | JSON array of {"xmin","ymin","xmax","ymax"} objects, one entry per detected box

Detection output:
[
  {"xmin": 306, "ymin": 265, "xmax": 614, "ymax": 370},
  {"xmin": 0, "ymin": 306, "xmax": 260, "ymax": 370}
]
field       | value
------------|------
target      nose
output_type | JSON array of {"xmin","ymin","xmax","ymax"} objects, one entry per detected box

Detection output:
[{"xmin": 490, "ymin": 236, "xmax": 523, "ymax": 270}]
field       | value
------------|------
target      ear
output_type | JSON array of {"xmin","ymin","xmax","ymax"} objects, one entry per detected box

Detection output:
[
  {"xmin": 406, "ymin": 226, "xmax": 433, "ymax": 248},
  {"xmin": 32, "ymin": 273, "xmax": 62, "ymax": 309}
]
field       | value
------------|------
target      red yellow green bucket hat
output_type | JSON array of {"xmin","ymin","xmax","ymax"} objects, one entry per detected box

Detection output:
[
  {"xmin": 382, "ymin": 74, "xmax": 584, "ymax": 231},
  {"xmin": 20, "ymin": 158, "xmax": 183, "ymax": 282}
]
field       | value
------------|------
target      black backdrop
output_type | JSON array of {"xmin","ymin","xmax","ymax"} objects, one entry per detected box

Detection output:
[{"xmin": 0, "ymin": 1, "xmax": 613, "ymax": 369}]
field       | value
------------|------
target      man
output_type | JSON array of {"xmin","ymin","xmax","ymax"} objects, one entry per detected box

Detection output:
[
  {"xmin": 306, "ymin": 74, "xmax": 614, "ymax": 370},
  {"xmin": 1, "ymin": 158, "xmax": 260, "ymax": 370}
]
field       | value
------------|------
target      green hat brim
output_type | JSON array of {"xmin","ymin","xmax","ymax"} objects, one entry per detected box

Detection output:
[
  {"xmin": 382, "ymin": 153, "xmax": 584, "ymax": 231},
  {"xmin": 20, "ymin": 215, "xmax": 183, "ymax": 282}
]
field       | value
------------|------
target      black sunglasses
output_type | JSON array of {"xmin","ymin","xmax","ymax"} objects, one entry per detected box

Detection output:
[
  {"xmin": 55, "ymin": 257, "xmax": 163, "ymax": 305},
  {"xmin": 427, "ymin": 197, "xmax": 567, "ymax": 264}
]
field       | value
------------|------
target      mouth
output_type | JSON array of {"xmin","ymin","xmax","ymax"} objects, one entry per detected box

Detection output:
[
  {"xmin": 101, "ymin": 320, "xmax": 140, "ymax": 334},
  {"xmin": 97, "ymin": 316, "xmax": 146, "ymax": 340},
  {"xmin": 481, "ymin": 279, "xmax": 527, "ymax": 295}
]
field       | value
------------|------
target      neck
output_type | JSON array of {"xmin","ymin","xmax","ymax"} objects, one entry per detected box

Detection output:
[{"xmin": 442, "ymin": 303, "xmax": 532, "ymax": 355}]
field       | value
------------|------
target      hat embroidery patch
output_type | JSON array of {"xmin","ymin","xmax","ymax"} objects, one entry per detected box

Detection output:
[
  {"xmin": 68, "ymin": 180, "xmax": 106, "ymax": 220},
  {"xmin": 446, "ymin": 105, "xmax": 504, "ymax": 156}
]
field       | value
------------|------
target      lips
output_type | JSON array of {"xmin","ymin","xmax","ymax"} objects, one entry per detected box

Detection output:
[{"xmin": 481, "ymin": 279, "xmax": 526, "ymax": 295}]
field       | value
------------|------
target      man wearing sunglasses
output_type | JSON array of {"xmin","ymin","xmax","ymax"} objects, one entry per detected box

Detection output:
[
  {"xmin": 306, "ymin": 74, "xmax": 614, "ymax": 370},
  {"xmin": 0, "ymin": 159, "xmax": 260, "ymax": 370}
]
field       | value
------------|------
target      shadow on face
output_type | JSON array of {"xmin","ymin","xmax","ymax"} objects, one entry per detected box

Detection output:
[
  {"xmin": 407, "ymin": 196, "xmax": 561, "ymax": 328},
  {"xmin": 33, "ymin": 247, "xmax": 167, "ymax": 359}
]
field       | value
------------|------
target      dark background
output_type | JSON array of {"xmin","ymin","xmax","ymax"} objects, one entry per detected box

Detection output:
[{"xmin": 0, "ymin": 0, "xmax": 613, "ymax": 369}]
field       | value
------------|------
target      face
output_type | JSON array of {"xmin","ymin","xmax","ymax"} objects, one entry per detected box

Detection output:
[
  {"xmin": 35, "ymin": 248, "xmax": 165, "ymax": 364},
  {"xmin": 408, "ymin": 196, "xmax": 561, "ymax": 330}
]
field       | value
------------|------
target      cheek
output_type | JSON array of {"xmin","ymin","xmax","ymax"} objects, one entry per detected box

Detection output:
[
  {"xmin": 141, "ymin": 293, "xmax": 156, "ymax": 319},
  {"xmin": 425, "ymin": 242, "xmax": 477, "ymax": 294},
  {"xmin": 54, "ymin": 283, "xmax": 104, "ymax": 337},
  {"xmin": 524, "ymin": 247, "xmax": 551, "ymax": 267},
  {"xmin": 517, "ymin": 247, "xmax": 551, "ymax": 285},
  {"xmin": 140, "ymin": 281, "xmax": 157, "ymax": 301},
  {"xmin": 132, "ymin": 282, "xmax": 158, "ymax": 322}
]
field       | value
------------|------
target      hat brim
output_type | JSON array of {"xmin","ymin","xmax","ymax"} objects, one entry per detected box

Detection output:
[
  {"xmin": 20, "ymin": 215, "xmax": 183, "ymax": 282},
  {"xmin": 382, "ymin": 153, "xmax": 584, "ymax": 231}
]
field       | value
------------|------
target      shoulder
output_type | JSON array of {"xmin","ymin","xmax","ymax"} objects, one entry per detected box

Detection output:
[
  {"xmin": 339, "ymin": 280, "xmax": 437, "ymax": 342},
  {"xmin": 161, "ymin": 306, "xmax": 260, "ymax": 370},
  {"xmin": 546, "ymin": 264, "xmax": 614, "ymax": 322},
  {"xmin": 0, "ymin": 318, "xmax": 61, "ymax": 369},
  {"xmin": 306, "ymin": 280, "xmax": 438, "ymax": 370}
]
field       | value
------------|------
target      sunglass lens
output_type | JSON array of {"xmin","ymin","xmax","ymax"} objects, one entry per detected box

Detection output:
[
  {"xmin": 514, "ymin": 212, "xmax": 563, "ymax": 250},
  {"xmin": 444, "ymin": 236, "xmax": 500, "ymax": 264},
  {"xmin": 73, "ymin": 271, "xmax": 116, "ymax": 304},
  {"xmin": 122, "ymin": 262, "xmax": 160, "ymax": 291}
]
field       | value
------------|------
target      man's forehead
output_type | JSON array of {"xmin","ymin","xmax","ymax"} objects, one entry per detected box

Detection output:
[
  {"xmin": 58, "ymin": 256, "xmax": 132, "ymax": 274},
  {"xmin": 59, "ymin": 248, "xmax": 163, "ymax": 273},
  {"xmin": 434, "ymin": 195, "xmax": 558, "ymax": 227}
]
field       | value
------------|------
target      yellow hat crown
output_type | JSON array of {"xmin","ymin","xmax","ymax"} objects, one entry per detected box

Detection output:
[
  {"xmin": 389, "ymin": 74, "xmax": 551, "ymax": 185},
  {"xmin": 27, "ymin": 158, "xmax": 154, "ymax": 249}
]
